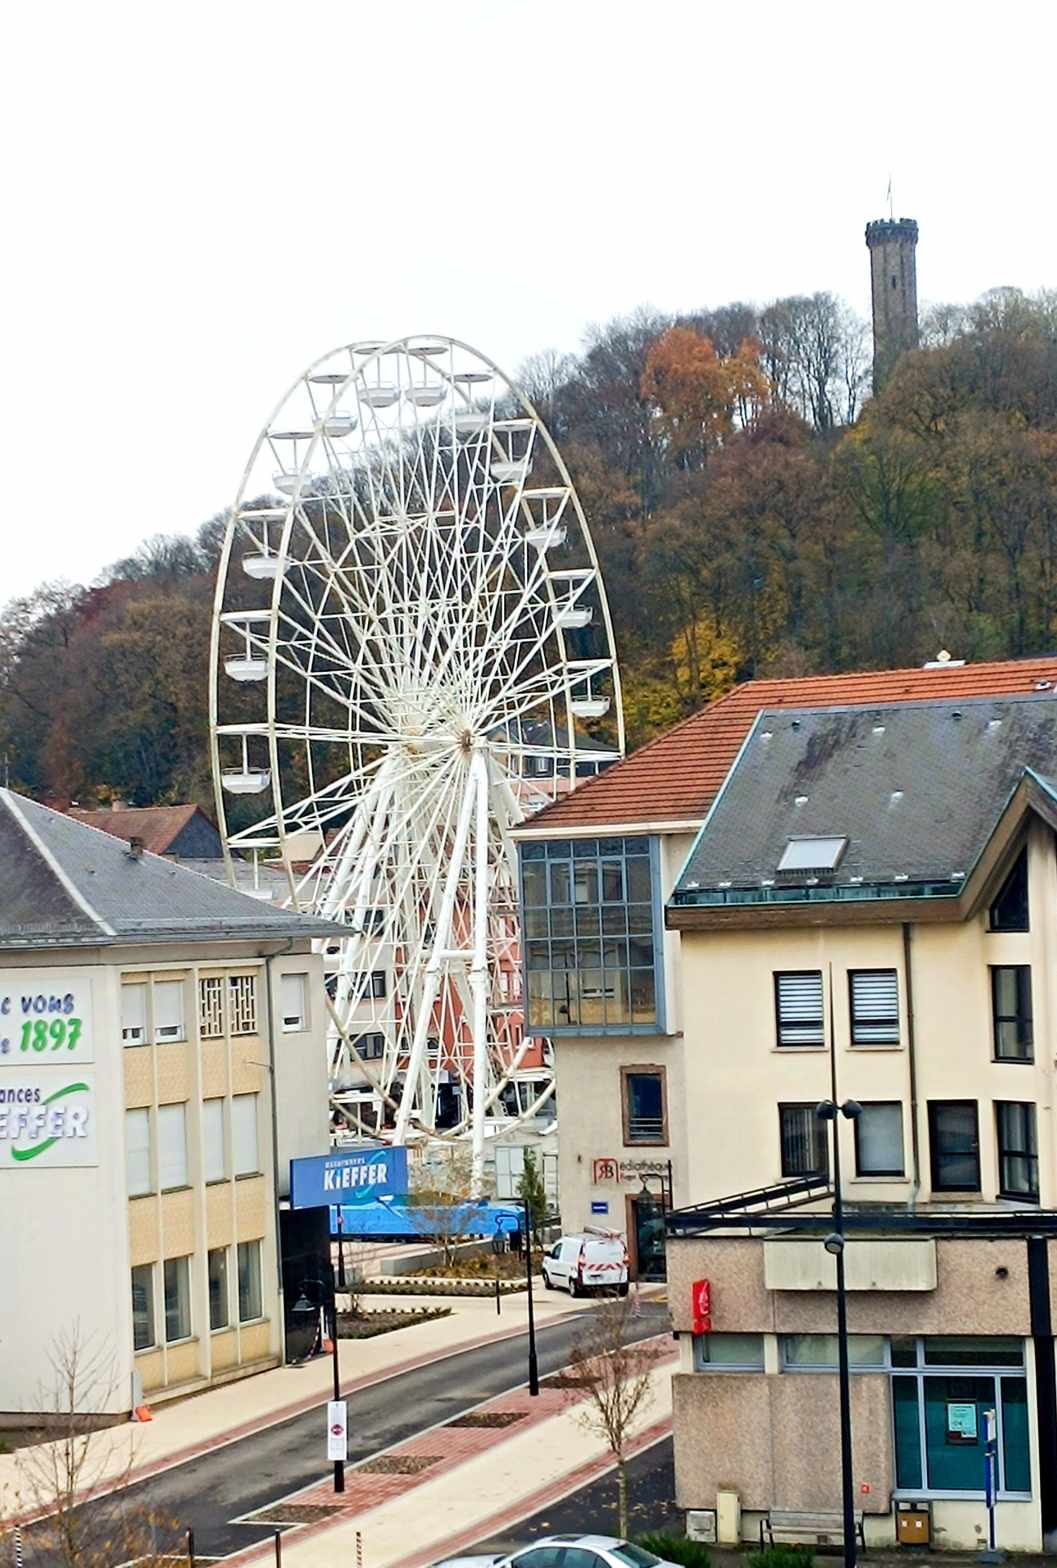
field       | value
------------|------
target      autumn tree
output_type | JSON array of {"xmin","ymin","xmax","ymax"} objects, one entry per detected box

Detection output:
[
  {"xmin": 640, "ymin": 327, "xmax": 769, "ymax": 464},
  {"xmin": 568, "ymin": 1296, "xmax": 658, "ymax": 1537}
]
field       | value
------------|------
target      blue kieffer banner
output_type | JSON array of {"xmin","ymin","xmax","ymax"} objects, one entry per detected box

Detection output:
[{"xmin": 290, "ymin": 1145, "xmax": 408, "ymax": 1209}]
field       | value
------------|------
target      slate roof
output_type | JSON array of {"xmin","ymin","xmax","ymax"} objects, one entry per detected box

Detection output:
[
  {"xmin": 65, "ymin": 803, "xmax": 215, "ymax": 855},
  {"xmin": 520, "ymin": 655, "xmax": 1057, "ymax": 832},
  {"xmin": 671, "ymin": 694, "xmax": 1057, "ymax": 905},
  {"xmin": 0, "ymin": 791, "xmax": 346, "ymax": 948}
]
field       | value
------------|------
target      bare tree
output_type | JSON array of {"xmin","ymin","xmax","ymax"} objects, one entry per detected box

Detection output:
[
  {"xmin": 405, "ymin": 1147, "xmax": 488, "ymax": 1269},
  {"xmin": 6, "ymin": 1327, "xmax": 178, "ymax": 1568},
  {"xmin": 567, "ymin": 1297, "xmax": 657, "ymax": 1537}
]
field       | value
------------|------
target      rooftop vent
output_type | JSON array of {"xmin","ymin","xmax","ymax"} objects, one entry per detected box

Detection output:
[
  {"xmin": 777, "ymin": 835, "xmax": 848, "ymax": 875},
  {"xmin": 924, "ymin": 650, "xmax": 966, "ymax": 669},
  {"xmin": 127, "ymin": 836, "xmax": 144, "ymax": 862}
]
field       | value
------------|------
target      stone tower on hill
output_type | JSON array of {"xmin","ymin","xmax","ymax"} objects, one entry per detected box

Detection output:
[{"xmin": 865, "ymin": 216, "xmax": 919, "ymax": 392}]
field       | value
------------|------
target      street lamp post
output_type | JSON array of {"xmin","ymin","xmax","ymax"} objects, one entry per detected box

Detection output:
[
  {"xmin": 523, "ymin": 1192, "xmax": 540, "ymax": 1396},
  {"xmin": 328, "ymin": 1267, "xmax": 346, "ymax": 1493},
  {"xmin": 817, "ymin": 1096, "xmax": 861, "ymax": 1568}
]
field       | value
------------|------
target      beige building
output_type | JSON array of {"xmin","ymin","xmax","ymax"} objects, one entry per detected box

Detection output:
[
  {"xmin": 514, "ymin": 655, "xmax": 1057, "ymax": 1268},
  {"xmin": 0, "ymin": 791, "xmax": 342, "ymax": 1417}
]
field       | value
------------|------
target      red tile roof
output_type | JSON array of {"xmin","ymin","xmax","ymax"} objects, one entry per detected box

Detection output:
[
  {"xmin": 65, "ymin": 803, "xmax": 205, "ymax": 855},
  {"xmin": 523, "ymin": 656, "xmax": 1057, "ymax": 832}
]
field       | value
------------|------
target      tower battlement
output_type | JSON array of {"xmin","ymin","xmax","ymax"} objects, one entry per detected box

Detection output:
[{"xmin": 866, "ymin": 218, "xmax": 919, "ymax": 248}]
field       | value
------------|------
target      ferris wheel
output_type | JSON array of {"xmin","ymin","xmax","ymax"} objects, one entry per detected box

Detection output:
[{"xmin": 209, "ymin": 335, "xmax": 623, "ymax": 1183}]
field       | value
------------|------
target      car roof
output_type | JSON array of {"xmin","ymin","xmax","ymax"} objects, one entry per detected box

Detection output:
[{"xmin": 537, "ymin": 1536, "xmax": 625, "ymax": 1548}]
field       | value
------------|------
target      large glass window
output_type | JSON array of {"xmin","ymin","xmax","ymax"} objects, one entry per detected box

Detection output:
[
  {"xmin": 157, "ymin": 1103, "xmax": 188, "ymax": 1191},
  {"xmin": 130, "ymin": 1264, "xmax": 155, "ymax": 1350},
  {"xmin": 989, "ymin": 848, "xmax": 1029, "ymax": 932},
  {"xmin": 991, "ymin": 967, "xmax": 1033, "ymax": 1062},
  {"xmin": 208, "ymin": 1246, "xmax": 230, "ymax": 1331},
  {"xmin": 780, "ymin": 1334, "xmax": 887, "ymax": 1369},
  {"xmin": 849, "ymin": 969, "xmax": 900, "ymax": 1045},
  {"xmin": 774, "ymin": 971, "xmax": 824, "ymax": 1047},
  {"xmin": 238, "ymin": 1239, "xmax": 263, "ymax": 1322},
  {"xmin": 232, "ymin": 1093, "xmax": 260, "ymax": 1176},
  {"xmin": 928, "ymin": 1101, "xmax": 980, "ymax": 1192},
  {"xmin": 203, "ymin": 1098, "xmax": 226, "ymax": 1183},
  {"xmin": 163, "ymin": 1256, "xmax": 191, "ymax": 1342},
  {"xmin": 996, "ymin": 1102, "xmax": 1038, "ymax": 1202},
  {"xmin": 779, "ymin": 1103, "xmax": 829, "ymax": 1178},
  {"xmin": 693, "ymin": 1333, "xmax": 765, "ymax": 1370},
  {"xmin": 855, "ymin": 1102, "xmax": 905, "ymax": 1177},
  {"xmin": 621, "ymin": 1067, "xmax": 667, "ymax": 1145},
  {"xmin": 521, "ymin": 838, "xmax": 659, "ymax": 1032}
]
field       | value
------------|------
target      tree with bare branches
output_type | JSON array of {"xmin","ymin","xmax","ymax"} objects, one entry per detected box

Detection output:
[{"xmin": 567, "ymin": 1297, "xmax": 657, "ymax": 1537}]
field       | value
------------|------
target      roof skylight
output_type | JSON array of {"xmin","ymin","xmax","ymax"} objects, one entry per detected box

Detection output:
[{"xmin": 777, "ymin": 835, "xmax": 848, "ymax": 873}]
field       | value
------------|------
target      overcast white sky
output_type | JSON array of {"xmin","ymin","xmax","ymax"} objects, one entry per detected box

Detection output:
[{"xmin": 2, "ymin": 1, "xmax": 1053, "ymax": 600}]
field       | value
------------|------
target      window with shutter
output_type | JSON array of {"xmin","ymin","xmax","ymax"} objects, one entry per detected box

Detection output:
[
  {"xmin": 121, "ymin": 984, "xmax": 147, "ymax": 1045},
  {"xmin": 232, "ymin": 1093, "xmax": 259, "ymax": 1176},
  {"xmin": 774, "ymin": 972, "xmax": 824, "ymax": 1046},
  {"xmin": 203, "ymin": 1098, "xmax": 225, "ymax": 1183},
  {"xmin": 153, "ymin": 980, "xmax": 185, "ymax": 1042},
  {"xmin": 125, "ymin": 1108, "xmax": 151, "ymax": 1196},
  {"xmin": 157, "ymin": 1103, "xmax": 188, "ymax": 1190},
  {"xmin": 849, "ymin": 969, "xmax": 900, "ymax": 1045},
  {"xmin": 199, "ymin": 976, "xmax": 225, "ymax": 1039},
  {"xmin": 280, "ymin": 973, "xmax": 307, "ymax": 1032}
]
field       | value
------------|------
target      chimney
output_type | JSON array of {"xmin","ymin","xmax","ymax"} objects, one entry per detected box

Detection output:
[{"xmin": 127, "ymin": 836, "xmax": 144, "ymax": 861}]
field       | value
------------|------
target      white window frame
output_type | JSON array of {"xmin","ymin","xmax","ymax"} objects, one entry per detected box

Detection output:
[
  {"xmin": 280, "ymin": 973, "xmax": 308, "ymax": 1033},
  {"xmin": 203, "ymin": 1097, "xmax": 226, "ymax": 1184},
  {"xmin": 208, "ymin": 1245, "xmax": 230, "ymax": 1332},
  {"xmin": 125, "ymin": 1107, "xmax": 152, "ymax": 1197},
  {"xmin": 153, "ymin": 979, "xmax": 186, "ymax": 1043},
  {"xmin": 199, "ymin": 976, "xmax": 226, "ymax": 1039},
  {"xmin": 232, "ymin": 1093, "xmax": 260, "ymax": 1177},
  {"xmin": 163, "ymin": 1254, "xmax": 192, "ymax": 1344},
  {"xmin": 229, "ymin": 974, "xmax": 258, "ymax": 1036},
  {"xmin": 237, "ymin": 1238, "xmax": 263, "ymax": 1323},
  {"xmin": 157, "ymin": 1102, "xmax": 188, "ymax": 1191},
  {"xmin": 121, "ymin": 983, "xmax": 148, "ymax": 1046}
]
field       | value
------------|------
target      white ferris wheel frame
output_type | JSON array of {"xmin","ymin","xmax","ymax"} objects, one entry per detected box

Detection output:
[{"xmin": 208, "ymin": 335, "xmax": 624, "ymax": 1187}]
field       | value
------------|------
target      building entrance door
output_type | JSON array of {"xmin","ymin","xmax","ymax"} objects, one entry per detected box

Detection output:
[{"xmin": 629, "ymin": 1190, "xmax": 666, "ymax": 1281}]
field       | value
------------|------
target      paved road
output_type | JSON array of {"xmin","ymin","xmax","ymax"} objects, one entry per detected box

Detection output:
[{"xmin": 24, "ymin": 1300, "xmax": 669, "ymax": 1565}]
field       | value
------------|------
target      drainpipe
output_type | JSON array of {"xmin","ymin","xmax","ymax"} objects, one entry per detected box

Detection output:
[
  {"xmin": 262, "ymin": 941, "xmax": 293, "ymax": 1347},
  {"xmin": 901, "ymin": 923, "xmax": 921, "ymax": 1208}
]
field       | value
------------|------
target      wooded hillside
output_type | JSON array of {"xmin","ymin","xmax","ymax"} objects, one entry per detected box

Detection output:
[{"xmin": 2, "ymin": 286, "xmax": 1055, "ymax": 808}]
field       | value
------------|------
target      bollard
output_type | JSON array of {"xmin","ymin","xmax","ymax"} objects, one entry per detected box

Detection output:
[
  {"xmin": 356, "ymin": 1528, "xmax": 364, "ymax": 1568},
  {"xmin": 13, "ymin": 1526, "xmax": 23, "ymax": 1568},
  {"xmin": 495, "ymin": 1271, "xmax": 501, "ymax": 1315},
  {"xmin": 187, "ymin": 1526, "xmax": 196, "ymax": 1568},
  {"xmin": 275, "ymin": 1527, "xmax": 283, "ymax": 1566}
]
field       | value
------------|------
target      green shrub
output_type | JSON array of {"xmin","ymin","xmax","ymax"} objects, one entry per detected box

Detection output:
[
  {"xmin": 636, "ymin": 1533, "xmax": 711, "ymax": 1568},
  {"xmin": 746, "ymin": 1546, "xmax": 815, "ymax": 1568}
]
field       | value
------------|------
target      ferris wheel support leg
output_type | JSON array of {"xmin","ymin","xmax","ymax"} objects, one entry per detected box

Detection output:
[
  {"xmin": 469, "ymin": 750, "xmax": 490, "ymax": 1197},
  {"xmin": 393, "ymin": 760, "xmax": 477, "ymax": 1148}
]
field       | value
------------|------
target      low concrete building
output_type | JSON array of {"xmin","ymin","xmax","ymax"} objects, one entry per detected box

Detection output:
[
  {"xmin": 667, "ymin": 1202, "xmax": 1056, "ymax": 1553},
  {"xmin": 0, "ymin": 792, "xmax": 342, "ymax": 1417}
]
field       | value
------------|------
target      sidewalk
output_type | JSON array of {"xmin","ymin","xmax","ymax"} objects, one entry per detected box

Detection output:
[
  {"xmin": 221, "ymin": 1337, "xmax": 677, "ymax": 1568},
  {"xmin": 0, "ymin": 1284, "xmax": 655, "ymax": 1523}
]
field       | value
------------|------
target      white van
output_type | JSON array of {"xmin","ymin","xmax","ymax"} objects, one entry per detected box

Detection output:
[{"xmin": 541, "ymin": 1228, "xmax": 629, "ymax": 1296}]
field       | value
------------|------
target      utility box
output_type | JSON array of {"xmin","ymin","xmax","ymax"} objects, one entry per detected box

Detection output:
[
  {"xmin": 896, "ymin": 1501, "xmax": 932, "ymax": 1547},
  {"xmin": 687, "ymin": 1511, "xmax": 716, "ymax": 1544},
  {"xmin": 716, "ymin": 1490, "xmax": 741, "ymax": 1545}
]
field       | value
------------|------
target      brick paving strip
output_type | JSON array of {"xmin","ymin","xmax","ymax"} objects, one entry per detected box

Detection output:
[{"xmin": 223, "ymin": 1337, "xmax": 676, "ymax": 1565}]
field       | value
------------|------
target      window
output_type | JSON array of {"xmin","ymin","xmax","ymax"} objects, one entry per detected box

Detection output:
[
  {"xmin": 777, "ymin": 835, "xmax": 847, "ymax": 873},
  {"xmin": 163, "ymin": 1256, "xmax": 191, "ymax": 1342},
  {"xmin": 229, "ymin": 973, "xmax": 258, "ymax": 1035},
  {"xmin": 350, "ymin": 970, "xmax": 386, "ymax": 1000},
  {"xmin": 992, "ymin": 966, "xmax": 1033, "ymax": 1062},
  {"xmin": 929, "ymin": 1101, "xmax": 980, "ymax": 1192},
  {"xmin": 989, "ymin": 847, "xmax": 1028, "ymax": 932},
  {"xmin": 237, "ymin": 1239, "xmax": 263, "ymax": 1322},
  {"xmin": 355, "ymin": 1032, "xmax": 385, "ymax": 1061},
  {"xmin": 855, "ymin": 1102, "xmax": 905, "ymax": 1177},
  {"xmin": 232, "ymin": 1093, "xmax": 260, "ymax": 1176},
  {"xmin": 891, "ymin": 1339, "xmax": 1029, "ymax": 1497},
  {"xmin": 125, "ymin": 1108, "xmax": 152, "ymax": 1196},
  {"xmin": 849, "ymin": 969, "xmax": 899, "ymax": 1045},
  {"xmin": 153, "ymin": 979, "xmax": 185, "ymax": 1042},
  {"xmin": 199, "ymin": 976, "xmax": 225, "ymax": 1039},
  {"xmin": 996, "ymin": 1102, "xmax": 1038, "ymax": 1202},
  {"xmin": 693, "ymin": 1333, "xmax": 765, "ymax": 1370},
  {"xmin": 122, "ymin": 983, "xmax": 147, "ymax": 1045},
  {"xmin": 157, "ymin": 1103, "xmax": 188, "ymax": 1190},
  {"xmin": 130, "ymin": 1264, "xmax": 155, "ymax": 1350},
  {"xmin": 208, "ymin": 1247, "xmax": 230, "ymax": 1331},
  {"xmin": 774, "ymin": 971, "xmax": 824, "ymax": 1046},
  {"xmin": 203, "ymin": 1098, "xmax": 226, "ymax": 1183},
  {"xmin": 520, "ymin": 836, "xmax": 660, "ymax": 1033},
  {"xmin": 779, "ymin": 1103, "xmax": 829, "ymax": 1178},
  {"xmin": 621, "ymin": 1067, "xmax": 666, "ymax": 1145},
  {"xmin": 780, "ymin": 1334, "xmax": 886, "ymax": 1369},
  {"xmin": 280, "ymin": 973, "xmax": 308, "ymax": 1032}
]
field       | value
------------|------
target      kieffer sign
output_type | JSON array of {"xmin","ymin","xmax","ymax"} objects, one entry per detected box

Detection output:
[
  {"xmin": 692, "ymin": 1278, "xmax": 712, "ymax": 1334},
  {"xmin": 290, "ymin": 1145, "xmax": 408, "ymax": 1209}
]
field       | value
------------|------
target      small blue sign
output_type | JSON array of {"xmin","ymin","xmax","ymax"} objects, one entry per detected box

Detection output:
[
  {"xmin": 290, "ymin": 1146, "xmax": 408, "ymax": 1209},
  {"xmin": 591, "ymin": 1200, "xmax": 610, "ymax": 1215}
]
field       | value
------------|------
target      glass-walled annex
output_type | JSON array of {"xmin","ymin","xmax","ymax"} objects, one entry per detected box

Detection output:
[{"xmin": 519, "ymin": 836, "xmax": 664, "ymax": 1034}]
